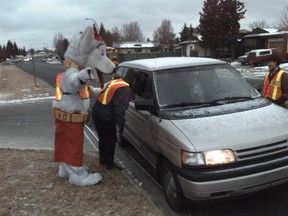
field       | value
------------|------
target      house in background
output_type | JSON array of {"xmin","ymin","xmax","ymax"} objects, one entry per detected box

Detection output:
[
  {"xmin": 242, "ymin": 28, "xmax": 288, "ymax": 52},
  {"xmin": 178, "ymin": 40, "xmax": 210, "ymax": 57},
  {"xmin": 113, "ymin": 41, "xmax": 161, "ymax": 54},
  {"xmin": 178, "ymin": 33, "xmax": 211, "ymax": 57},
  {"xmin": 113, "ymin": 41, "xmax": 181, "ymax": 62}
]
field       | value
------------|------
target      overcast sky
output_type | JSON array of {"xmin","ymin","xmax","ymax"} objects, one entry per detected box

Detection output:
[{"xmin": 1, "ymin": 0, "xmax": 287, "ymax": 50}]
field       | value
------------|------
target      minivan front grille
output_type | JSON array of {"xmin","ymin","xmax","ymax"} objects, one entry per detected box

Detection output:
[{"xmin": 234, "ymin": 140, "xmax": 288, "ymax": 162}]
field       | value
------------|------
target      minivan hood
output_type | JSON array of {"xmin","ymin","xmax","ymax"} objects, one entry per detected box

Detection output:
[{"xmin": 171, "ymin": 103, "xmax": 288, "ymax": 152}]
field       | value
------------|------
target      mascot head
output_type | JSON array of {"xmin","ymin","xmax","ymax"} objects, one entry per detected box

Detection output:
[{"xmin": 64, "ymin": 26, "xmax": 115, "ymax": 87}]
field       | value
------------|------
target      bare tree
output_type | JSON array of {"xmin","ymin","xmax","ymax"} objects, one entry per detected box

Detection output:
[
  {"xmin": 153, "ymin": 19, "xmax": 176, "ymax": 52},
  {"xmin": 121, "ymin": 21, "xmax": 145, "ymax": 42},
  {"xmin": 275, "ymin": 3, "xmax": 288, "ymax": 30},
  {"xmin": 53, "ymin": 33, "xmax": 68, "ymax": 60},
  {"xmin": 249, "ymin": 20, "xmax": 267, "ymax": 29}
]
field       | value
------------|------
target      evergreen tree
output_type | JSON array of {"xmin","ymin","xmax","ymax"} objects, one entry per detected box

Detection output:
[
  {"xmin": 198, "ymin": 0, "xmax": 246, "ymax": 57},
  {"xmin": 99, "ymin": 23, "xmax": 107, "ymax": 40},
  {"xmin": 13, "ymin": 42, "xmax": 19, "ymax": 56},
  {"xmin": 6, "ymin": 40, "xmax": 14, "ymax": 58},
  {"xmin": 180, "ymin": 23, "xmax": 189, "ymax": 42},
  {"xmin": 98, "ymin": 23, "xmax": 115, "ymax": 46},
  {"xmin": 111, "ymin": 27, "xmax": 122, "ymax": 44},
  {"xmin": 3, "ymin": 45, "xmax": 6, "ymax": 59},
  {"xmin": 198, "ymin": 0, "xmax": 221, "ymax": 57},
  {"xmin": 0, "ymin": 45, "xmax": 4, "ymax": 61},
  {"xmin": 219, "ymin": 0, "xmax": 245, "ymax": 57},
  {"xmin": 105, "ymin": 30, "xmax": 113, "ymax": 47},
  {"xmin": 179, "ymin": 23, "xmax": 198, "ymax": 42}
]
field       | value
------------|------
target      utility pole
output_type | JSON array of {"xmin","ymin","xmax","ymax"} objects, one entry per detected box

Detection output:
[{"xmin": 31, "ymin": 48, "xmax": 37, "ymax": 87}]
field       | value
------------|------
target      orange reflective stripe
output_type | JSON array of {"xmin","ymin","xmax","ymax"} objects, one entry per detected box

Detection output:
[
  {"xmin": 271, "ymin": 70, "xmax": 284, "ymax": 100},
  {"xmin": 55, "ymin": 73, "xmax": 63, "ymax": 101},
  {"xmin": 98, "ymin": 79, "xmax": 129, "ymax": 105},
  {"xmin": 79, "ymin": 85, "xmax": 90, "ymax": 99}
]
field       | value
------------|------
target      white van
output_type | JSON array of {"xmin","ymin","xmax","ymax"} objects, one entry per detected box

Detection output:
[{"xmin": 116, "ymin": 57, "xmax": 288, "ymax": 212}]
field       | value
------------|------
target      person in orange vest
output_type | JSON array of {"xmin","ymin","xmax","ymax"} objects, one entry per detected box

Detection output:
[
  {"xmin": 91, "ymin": 77, "xmax": 132, "ymax": 170},
  {"xmin": 262, "ymin": 54, "xmax": 288, "ymax": 108}
]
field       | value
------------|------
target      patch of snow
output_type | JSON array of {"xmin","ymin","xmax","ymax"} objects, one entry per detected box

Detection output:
[
  {"xmin": 0, "ymin": 93, "xmax": 14, "ymax": 99},
  {"xmin": 21, "ymin": 88, "xmax": 31, "ymax": 92}
]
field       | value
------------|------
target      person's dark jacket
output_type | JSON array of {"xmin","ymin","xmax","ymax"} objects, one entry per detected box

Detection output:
[{"xmin": 92, "ymin": 86, "xmax": 132, "ymax": 131}]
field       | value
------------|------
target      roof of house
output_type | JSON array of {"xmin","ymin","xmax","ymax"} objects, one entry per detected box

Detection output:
[
  {"xmin": 113, "ymin": 41, "xmax": 156, "ymax": 49},
  {"xmin": 243, "ymin": 30, "xmax": 288, "ymax": 38}
]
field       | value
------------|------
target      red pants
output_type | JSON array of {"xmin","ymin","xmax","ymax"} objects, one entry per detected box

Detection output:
[{"xmin": 54, "ymin": 119, "xmax": 84, "ymax": 166}]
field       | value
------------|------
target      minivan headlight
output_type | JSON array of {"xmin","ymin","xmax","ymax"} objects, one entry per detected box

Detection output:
[{"xmin": 181, "ymin": 149, "xmax": 236, "ymax": 167}]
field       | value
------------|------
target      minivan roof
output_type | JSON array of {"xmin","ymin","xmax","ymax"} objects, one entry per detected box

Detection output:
[{"xmin": 118, "ymin": 57, "xmax": 225, "ymax": 71}]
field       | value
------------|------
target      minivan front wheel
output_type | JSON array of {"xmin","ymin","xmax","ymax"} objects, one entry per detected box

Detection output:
[{"xmin": 160, "ymin": 159, "xmax": 185, "ymax": 212}]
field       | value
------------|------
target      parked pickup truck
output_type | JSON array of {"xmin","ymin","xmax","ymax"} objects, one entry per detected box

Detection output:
[{"xmin": 247, "ymin": 48, "xmax": 288, "ymax": 66}]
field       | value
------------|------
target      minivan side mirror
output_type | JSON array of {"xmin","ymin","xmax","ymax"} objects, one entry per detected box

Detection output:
[{"xmin": 135, "ymin": 100, "xmax": 154, "ymax": 111}]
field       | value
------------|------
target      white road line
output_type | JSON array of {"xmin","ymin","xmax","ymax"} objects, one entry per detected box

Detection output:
[{"xmin": 84, "ymin": 125, "xmax": 98, "ymax": 151}]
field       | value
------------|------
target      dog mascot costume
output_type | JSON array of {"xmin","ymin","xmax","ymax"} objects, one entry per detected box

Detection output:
[{"xmin": 53, "ymin": 25, "xmax": 115, "ymax": 186}]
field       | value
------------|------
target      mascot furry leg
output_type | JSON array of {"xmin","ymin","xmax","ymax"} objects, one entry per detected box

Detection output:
[{"xmin": 53, "ymin": 25, "xmax": 115, "ymax": 186}]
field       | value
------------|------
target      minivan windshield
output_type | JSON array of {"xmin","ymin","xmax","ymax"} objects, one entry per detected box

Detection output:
[{"xmin": 154, "ymin": 64, "xmax": 260, "ymax": 108}]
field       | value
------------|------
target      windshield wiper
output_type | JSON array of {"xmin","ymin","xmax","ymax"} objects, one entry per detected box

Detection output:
[
  {"xmin": 162, "ymin": 96, "xmax": 255, "ymax": 109},
  {"xmin": 207, "ymin": 96, "xmax": 254, "ymax": 104},
  {"xmin": 162, "ymin": 101, "xmax": 223, "ymax": 108}
]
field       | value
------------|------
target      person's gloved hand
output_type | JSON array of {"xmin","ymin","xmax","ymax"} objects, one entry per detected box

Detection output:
[
  {"xmin": 117, "ymin": 124, "xmax": 124, "ymax": 134},
  {"xmin": 89, "ymin": 86, "xmax": 102, "ymax": 97}
]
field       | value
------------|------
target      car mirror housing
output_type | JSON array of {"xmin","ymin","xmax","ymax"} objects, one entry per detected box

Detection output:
[{"xmin": 135, "ymin": 100, "xmax": 154, "ymax": 111}]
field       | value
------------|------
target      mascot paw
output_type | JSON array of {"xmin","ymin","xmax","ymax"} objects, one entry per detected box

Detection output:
[
  {"xmin": 69, "ymin": 172, "xmax": 102, "ymax": 186},
  {"xmin": 89, "ymin": 86, "xmax": 103, "ymax": 97},
  {"xmin": 78, "ymin": 67, "xmax": 95, "ymax": 83},
  {"xmin": 59, "ymin": 163, "xmax": 89, "ymax": 179},
  {"xmin": 58, "ymin": 163, "xmax": 69, "ymax": 178},
  {"xmin": 63, "ymin": 164, "xmax": 102, "ymax": 186}
]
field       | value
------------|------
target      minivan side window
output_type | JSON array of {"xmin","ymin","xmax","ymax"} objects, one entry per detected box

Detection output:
[
  {"xmin": 122, "ymin": 68, "xmax": 138, "ymax": 100},
  {"xmin": 134, "ymin": 72, "xmax": 153, "ymax": 100},
  {"xmin": 122, "ymin": 68, "xmax": 153, "ymax": 101},
  {"xmin": 114, "ymin": 66, "xmax": 125, "ymax": 78}
]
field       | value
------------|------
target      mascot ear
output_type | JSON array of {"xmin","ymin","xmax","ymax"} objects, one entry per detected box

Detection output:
[{"xmin": 79, "ymin": 27, "xmax": 93, "ymax": 54}]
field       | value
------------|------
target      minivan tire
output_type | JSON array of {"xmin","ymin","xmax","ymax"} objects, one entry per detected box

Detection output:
[{"xmin": 160, "ymin": 159, "xmax": 185, "ymax": 212}]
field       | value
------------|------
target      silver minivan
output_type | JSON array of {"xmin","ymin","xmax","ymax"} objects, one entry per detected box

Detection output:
[{"xmin": 115, "ymin": 57, "xmax": 288, "ymax": 211}]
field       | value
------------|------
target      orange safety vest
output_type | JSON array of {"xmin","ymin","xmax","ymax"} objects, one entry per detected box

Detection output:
[
  {"xmin": 97, "ymin": 79, "xmax": 129, "ymax": 105},
  {"xmin": 55, "ymin": 73, "xmax": 90, "ymax": 101},
  {"xmin": 262, "ymin": 69, "xmax": 284, "ymax": 100}
]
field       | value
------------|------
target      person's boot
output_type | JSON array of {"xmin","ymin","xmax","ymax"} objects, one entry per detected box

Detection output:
[{"xmin": 105, "ymin": 160, "xmax": 123, "ymax": 170}]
